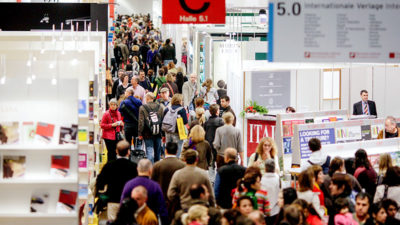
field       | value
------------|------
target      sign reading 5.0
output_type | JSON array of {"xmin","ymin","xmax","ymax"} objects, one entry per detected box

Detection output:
[
  {"xmin": 275, "ymin": 2, "xmax": 302, "ymax": 16},
  {"xmin": 162, "ymin": 0, "xmax": 225, "ymax": 24}
]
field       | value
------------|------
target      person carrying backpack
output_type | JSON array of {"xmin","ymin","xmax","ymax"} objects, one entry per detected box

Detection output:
[
  {"xmin": 138, "ymin": 93, "xmax": 164, "ymax": 164},
  {"xmin": 300, "ymin": 138, "xmax": 331, "ymax": 174},
  {"xmin": 162, "ymin": 94, "xmax": 188, "ymax": 158}
]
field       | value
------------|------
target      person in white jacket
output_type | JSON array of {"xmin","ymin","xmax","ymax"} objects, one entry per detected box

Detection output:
[
  {"xmin": 297, "ymin": 167, "xmax": 325, "ymax": 218},
  {"xmin": 301, "ymin": 138, "xmax": 330, "ymax": 173}
]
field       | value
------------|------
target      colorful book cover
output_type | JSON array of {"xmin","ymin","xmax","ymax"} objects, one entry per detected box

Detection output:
[
  {"xmin": 0, "ymin": 122, "xmax": 19, "ymax": 144},
  {"xmin": 89, "ymin": 131, "xmax": 94, "ymax": 145},
  {"xmin": 35, "ymin": 122, "xmax": 55, "ymax": 144},
  {"xmin": 78, "ymin": 128, "xmax": 88, "ymax": 143},
  {"xmin": 50, "ymin": 155, "xmax": 70, "ymax": 177},
  {"xmin": 89, "ymin": 81, "xmax": 94, "ymax": 97},
  {"xmin": 78, "ymin": 100, "xmax": 87, "ymax": 115},
  {"xmin": 3, "ymin": 155, "xmax": 26, "ymax": 178},
  {"xmin": 79, "ymin": 153, "xmax": 87, "ymax": 168},
  {"xmin": 22, "ymin": 122, "xmax": 35, "ymax": 144},
  {"xmin": 59, "ymin": 125, "xmax": 78, "ymax": 144},
  {"xmin": 89, "ymin": 102, "xmax": 94, "ymax": 120},
  {"xmin": 56, "ymin": 189, "xmax": 78, "ymax": 213},
  {"xmin": 79, "ymin": 184, "xmax": 88, "ymax": 198},
  {"xmin": 30, "ymin": 190, "xmax": 50, "ymax": 213},
  {"xmin": 282, "ymin": 120, "xmax": 305, "ymax": 137}
]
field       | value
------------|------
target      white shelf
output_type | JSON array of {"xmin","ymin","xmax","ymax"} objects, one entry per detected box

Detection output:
[
  {"xmin": 0, "ymin": 213, "xmax": 77, "ymax": 218},
  {"xmin": 0, "ymin": 145, "xmax": 77, "ymax": 151},
  {"xmin": 79, "ymin": 168, "xmax": 89, "ymax": 173},
  {"xmin": 0, "ymin": 177, "xmax": 78, "ymax": 184}
]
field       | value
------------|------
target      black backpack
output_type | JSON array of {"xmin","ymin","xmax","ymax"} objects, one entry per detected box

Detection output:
[{"xmin": 143, "ymin": 104, "xmax": 162, "ymax": 135}]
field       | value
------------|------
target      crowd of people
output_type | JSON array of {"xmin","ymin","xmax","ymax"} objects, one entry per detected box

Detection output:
[{"xmin": 96, "ymin": 14, "xmax": 400, "ymax": 225}]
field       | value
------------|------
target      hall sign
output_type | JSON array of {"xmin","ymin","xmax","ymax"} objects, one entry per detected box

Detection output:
[
  {"xmin": 268, "ymin": 0, "xmax": 400, "ymax": 62},
  {"xmin": 246, "ymin": 119, "xmax": 276, "ymax": 158},
  {"xmin": 162, "ymin": 0, "xmax": 225, "ymax": 24}
]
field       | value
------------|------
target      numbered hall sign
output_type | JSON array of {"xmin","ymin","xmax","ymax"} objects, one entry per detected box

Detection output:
[
  {"xmin": 268, "ymin": 0, "xmax": 400, "ymax": 63},
  {"xmin": 162, "ymin": 0, "xmax": 225, "ymax": 24}
]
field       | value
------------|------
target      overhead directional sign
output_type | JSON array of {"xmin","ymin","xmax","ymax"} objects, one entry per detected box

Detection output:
[
  {"xmin": 268, "ymin": 0, "xmax": 400, "ymax": 62},
  {"xmin": 162, "ymin": 0, "xmax": 225, "ymax": 24}
]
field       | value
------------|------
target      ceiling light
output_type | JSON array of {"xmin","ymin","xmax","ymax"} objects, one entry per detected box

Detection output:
[
  {"xmin": 0, "ymin": 76, "xmax": 5, "ymax": 84},
  {"xmin": 33, "ymin": 56, "xmax": 37, "ymax": 61},
  {"xmin": 26, "ymin": 60, "xmax": 32, "ymax": 67},
  {"xmin": 51, "ymin": 78, "xmax": 57, "ymax": 85},
  {"xmin": 31, "ymin": 74, "xmax": 36, "ymax": 80},
  {"xmin": 26, "ymin": 77, "xmax": 32, "ymax": 85},
  {"xmin": 49, "ymin": 63, "xmax": 54, "ymax": 69}
]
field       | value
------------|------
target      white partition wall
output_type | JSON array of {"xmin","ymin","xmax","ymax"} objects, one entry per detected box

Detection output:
[{"xmin": 0, "ymin": 78, "xmax": 79, "ymax": 225}]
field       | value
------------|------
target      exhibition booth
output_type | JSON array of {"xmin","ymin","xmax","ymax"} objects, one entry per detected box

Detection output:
[{"xmin": 0, "ymin": 31, "xmax": 106, "ymax": 225}]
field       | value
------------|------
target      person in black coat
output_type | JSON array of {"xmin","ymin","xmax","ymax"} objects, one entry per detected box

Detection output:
[
  {"xmin": 95, "ymin": 140, "xmax": 138, "ymax": 204},
  {"xmin": 214, "ymin": 148, "xmax": 246, "ymax": 209},
  {"xmin": 353, "ymin": 90, "xmax": 377, "ymax": 116},
  {"xmin": 204, "ymin": 104, "xmax": 224, "ymax": 168}
]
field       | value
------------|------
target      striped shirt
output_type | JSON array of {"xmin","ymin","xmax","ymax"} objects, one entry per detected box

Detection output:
[{"xmin": 232, "ymin": 188, "xmax": 271, "ymax": 216}]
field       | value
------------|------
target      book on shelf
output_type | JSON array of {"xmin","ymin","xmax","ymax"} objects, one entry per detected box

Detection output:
[
  {"xmin": 89, "ymin": 102, "xmax": 94, "ymax": 120},
  {"xmin": 51, "ymin": 155, "xmax": 70, "ymax": 177},
  {"xmin": 0, "ymin": 122, "xmax": 19, "ymax": 144},
  {"xmin": 79, "ymin": 153, "xmax": 87, "ymax": 169},
  {"xmin": 3, "ymin": 155, "xmax": 26, "ymax": 178},
  {"xmin": 89, "ymin": 131, "xmax": 94, "ymax": 144},
  {"xmin": 79, "ymin": 99, "xmax": 87, "ymax": 115},
  {"xmin": 78, "ymin": 128, "xmax": 88, "ymax": 143},
  {"xmin": 56, "ymin": 189, "xmax": 78, "ymax": 213},
  {"xmin": 22, "ymin": 122, "xmax": 36, "ymax": 144},
  {"xmin": 30, "ymin": 190, "xmax": 50, "ymax": 213},
  {"xmin": 59, "ymin": 124, "xmax": 78, "ymax": 144},
  {"xmin": 35, "ymin": 122, "xmax": 55, "ymax": 144},
  {"xmin": 89, "ymin": 81, "xmax": 94, "ymax": 97},
  {"xmin": 79, "ymin": 184, "xmax": 88, "ymax": 198}
]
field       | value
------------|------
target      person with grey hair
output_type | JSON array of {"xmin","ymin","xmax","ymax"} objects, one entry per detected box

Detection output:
[
  {"xmin": 216, "ymin": 80, "xmax": 227, "ymax": 106},
  {"xmin": 138, "ymin": 92, "xmax": 164, "ymax": 163},
  {"xmin": 121, "ymin": 159, "xmax": 168, "ymax": 225},
  {"xmin": 131, "ymin": 186, "xmax": 158, "ymax": 225},
  {"xmin": 378, "ymin": 116, "xmax": 400, "ymax": 139},
  {"xmin": 100, "ymin": 98, "xmax": 124, "ymax": 161},
  {"xmin": 131, "ymin": 75, "xmax": 147, "ymax": 104},
  {"xmin": 119, "ymin": 87, "xmax": 142, "ymax": 150},
  {"xmin": 261, "ymin": 159, "xmax": 281, "ymax": 224}
]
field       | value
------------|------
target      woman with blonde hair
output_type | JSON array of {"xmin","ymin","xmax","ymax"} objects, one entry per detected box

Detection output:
[
  {"xmin": 248, "ymin": 137, "xmax": 280, "ymax": 174},
  {"xmin": 182, "ymin": 125, "xmax": 212, "ymax": 170},
  {"xmin": 168, "ymin": 61, "xmax": 178, "ymax": 74},
  {"xmin": 161, "ymin": 73, "xmax": 179, "ymax": 97},
  {"xmin": 185, "ymin": 204, "xmax": 209, "ymax": 225},
  {"xmin": 195, "ymin": 107, "xmax": 206, "ymax": 126},
  {"xmin": 199, "ymin": 79, "xmax": 219, "ymax": 110},
  {"xmin": 377, "ymin": 153, "xmax": 392, "ymax": 185}
]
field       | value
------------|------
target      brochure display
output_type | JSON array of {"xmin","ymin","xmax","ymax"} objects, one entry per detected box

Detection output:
[
  {"xmin": 274, "ymin": 110, "xmax": 348, "ymax": 171},
  {"xmin": 291, "ymin": 118, "xmax": 387, "ymax": 167},
  {"xmin": 0, "ymin": 79, "xmax": 79, "ymax": 225}
]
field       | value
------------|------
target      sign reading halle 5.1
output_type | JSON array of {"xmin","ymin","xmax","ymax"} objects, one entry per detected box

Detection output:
[{"xmin": 162, "ymin": 0, "xmax": 225, "ymax": 24}]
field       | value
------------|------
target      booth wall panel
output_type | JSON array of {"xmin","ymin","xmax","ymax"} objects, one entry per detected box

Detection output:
[{"xmin": 296, "ymin": 69, "xmax": 320, "ymax": 112}]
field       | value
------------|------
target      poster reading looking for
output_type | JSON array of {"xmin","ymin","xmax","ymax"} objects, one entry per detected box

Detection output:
[
  {"xmin": 299, "ymin": 128, "xmax": 335, "ymax": 159},
  {"xmin": 247, "ymin": 119, "xmax": 276, "ymax": 158}
]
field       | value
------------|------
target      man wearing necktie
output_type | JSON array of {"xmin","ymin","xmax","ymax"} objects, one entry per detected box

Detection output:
[{"xmin": 353, "ymin": 90, "xmax": 377, "ymax": 117}]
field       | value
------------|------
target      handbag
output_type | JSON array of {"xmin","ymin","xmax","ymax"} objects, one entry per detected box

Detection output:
[{"xmin": 109, "ymin": 112, "xmax": 125, "ymax": 141}]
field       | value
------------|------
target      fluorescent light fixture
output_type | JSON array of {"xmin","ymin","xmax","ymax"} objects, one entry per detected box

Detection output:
[
  {"xmin": 26, "ymin": 77, "xmax": 32, "ymax": 85},
  {"xmin": 33, "ymin": 56, "xmax": 37, "ymax": 61},
  {"xmin": 49, "ymin": 63, "xmax": 54, "ymax": 69},
  {"xmin": 40, "ymin": 49, "xmax": 45, "ymax": 54},
  {"xmin": 31, "ymin": 74, "xmax": 36, "ymax": 80},
  {"xmin": 26, "ymin": 60, "xmax": 32, "ymax": 67},
  {"xmin": 51, "ymin": 78, "xmax": 57, "ymax": 85}
]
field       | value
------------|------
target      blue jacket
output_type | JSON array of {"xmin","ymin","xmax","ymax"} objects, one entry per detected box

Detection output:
[
  {"xmin": 121, "ymin": 176, "xmax": 168, "ymax": 225},
  {"xmin": 147, "ymin": 49, "xmax": 158, "ymax": 64},
  {"xmin": 119, "ymin": 96, "xmax": 142, "ymax": 123}
]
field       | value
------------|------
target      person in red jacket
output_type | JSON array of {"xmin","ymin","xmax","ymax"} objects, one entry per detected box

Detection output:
[{"xmin": 101, "ymin": 98, "xmax": 124, "ymax": 161}]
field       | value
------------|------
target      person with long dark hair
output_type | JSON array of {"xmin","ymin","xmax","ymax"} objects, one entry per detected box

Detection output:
[
  {"xmin": 354, "ymin": 149, "xmax": 377, "ymax": 196},
  {"xmin": 374, "ymin": 166, "xmax": 400, "ymax": 206}
]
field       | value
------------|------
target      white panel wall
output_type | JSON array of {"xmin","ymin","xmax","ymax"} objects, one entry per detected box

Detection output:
[
  {"xmin": 296, "ymin": 69, "xmax": 320, "ymax": 112},
  {"xmin": 372, "ymin": 66, "xmax": 400, "ymax": 117},
  {"xmin": 115, "ymin": 0, "xmax": 153, "ymax": 15}
]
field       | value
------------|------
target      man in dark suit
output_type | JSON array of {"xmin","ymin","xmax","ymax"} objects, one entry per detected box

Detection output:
[
  {"xmin": 214, "ymin": 148, "xmax": 246, "ymax": 209},
  {"xmin": 95, "ymin": 140, "xmax": 138, "ymax": 219},
  {"xmin": 353, "ymin": 90, "xmax": 377, "ymax": 117},
  {"xmin": 151, "ymin": 142, "xmax": 185, "ymax": 221}
]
